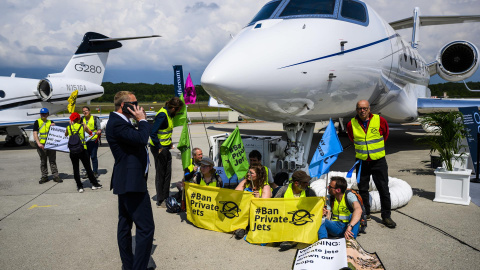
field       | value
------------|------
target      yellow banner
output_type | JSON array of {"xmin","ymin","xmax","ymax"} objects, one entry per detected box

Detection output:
[
  {"xmin": 67, "ymin": 90, "xmax": 78, "ymax": 113},
  {"xmin": 185, "ymin": 182, "xmax": 252, "ymax": 233},
  {"xmin": 246, "ymin": 197, "xmax": 325, "ymax": 244}
]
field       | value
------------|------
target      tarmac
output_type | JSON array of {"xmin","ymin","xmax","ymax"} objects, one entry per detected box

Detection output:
[{"xmin": 1, "ymin": 119, "xmax": 480, "ymax": 269}]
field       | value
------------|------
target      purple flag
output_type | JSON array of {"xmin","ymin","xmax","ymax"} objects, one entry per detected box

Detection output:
[{"xmin": 184, "ymin": 73, "xmax": 196, "ymax": 105}]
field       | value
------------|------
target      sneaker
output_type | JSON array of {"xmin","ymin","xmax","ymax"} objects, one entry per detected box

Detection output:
[
  {"xmin": 279, "ymin": 241, "xmax": 297, "ymax": 251},
  {"xmin": 39, "ymin": 177, "xmax": 48, "ymax": 184},
  {"xmin": 382, "ymin": 217, "xmax": 396, "ymax": 228},
  {"xmin": 78, "ymin": 188, "xmax": 84, "ymax": 193},
  {"xmin": 234, "ymin": 229, "xmax": 245, "ymax": 240},
  {"xmin": 53, "ymin": 176, "xmax": 63, "ymax": 183},
  {"xmin": 91, "ymin": 184, "xmax": 103, "ymax": 190},
  {"xmin": 366, "ymin": 214, "xmax": 371, "ymax": 221}
]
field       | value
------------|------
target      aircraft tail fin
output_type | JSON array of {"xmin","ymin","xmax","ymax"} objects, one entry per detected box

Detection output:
[{"xmin": 48, "ymin": 32, "xmax": 160, "ymax": 85}]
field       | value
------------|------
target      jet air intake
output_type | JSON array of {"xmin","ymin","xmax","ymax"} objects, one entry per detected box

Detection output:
[
  {"xmin": 37, "ymin": 79, "xmax": 53, "ymax": 101},
  {"xmin": 436, "ymin": 41, "xmax": 478, "ymax": 82}
]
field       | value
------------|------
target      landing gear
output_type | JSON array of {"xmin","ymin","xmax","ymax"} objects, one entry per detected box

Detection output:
[
  {"xmin": 5, "ymin": 135, "xmax": 27, "ymax": 146},
  {"xmin": 275, "ymin": 122, "xmax": 315, "ymax": 173}
]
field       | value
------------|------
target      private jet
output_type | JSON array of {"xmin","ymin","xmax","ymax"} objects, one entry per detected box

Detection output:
[
  {"xmin": 201, "ymin": 0, "xmax": 480, "ymax": 171},
  {"xmin": 0, "ymin": 32, "xmax": 159, "ymax": 146}
]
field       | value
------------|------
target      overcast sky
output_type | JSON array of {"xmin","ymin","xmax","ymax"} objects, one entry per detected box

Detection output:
[{"xmin": 0, "ymin": 0, "xmax": 479, "ymax": 85}]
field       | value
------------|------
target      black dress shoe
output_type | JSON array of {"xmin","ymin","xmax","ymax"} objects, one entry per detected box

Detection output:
[{"xmin": 383, "ymin": 217, "xmax": 396, "ymax": 228}]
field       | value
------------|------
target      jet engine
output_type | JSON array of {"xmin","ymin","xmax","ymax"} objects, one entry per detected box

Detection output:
[
  {"xmin": 37, "ymin": 79, "xmax": 53, "ymax": 101},
  {"xmin": 436, "ymin": 41, "xmax": 479, "ymax": 82}
]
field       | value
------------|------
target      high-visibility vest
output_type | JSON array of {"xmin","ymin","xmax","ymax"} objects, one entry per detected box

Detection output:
[
  {"xmin": 67, "ymin": 123, "xmax": 87, "ymax": 149},
  {"xmin": 150, "ymin": 107, "xmax": 173, "ymax": 147},
  {"xmin": 263, "ymin": 166, "xmax": 269, "ymax": 186},
  {"xmin": 187, "ymin": 158, "xmax": 195, "ymax": 173},
  {"xmin": 331, "ymin": 193, "xmax": 351, "ymax": 223},
  {"xmin": 245, "ymin": 182, "xmax": 263, "ymax": 197},
  {"xmin": 37, "ymin": 119, "xmax": 51, "ymax": 144},
  {"xmin": 283, "ymin": 183, "xmax": 306, "ymax": 198},
  {"xmin": 199, "ymin": 176, "xmax": 218, "ymax": 187},
  {"xmin": 351, "ymin": 114, "xmax": 385, "ymax": 160},
  {"xmin": 82, "ymin": 116, "xmax": 98, "ymax": 140}
]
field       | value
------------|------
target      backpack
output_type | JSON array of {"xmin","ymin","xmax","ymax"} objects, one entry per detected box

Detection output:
[
  {"xmin": 330, "ymin": 188, "xmax": 368, "ymax": 234},
  {"xmin": 166, "ymin": 196, "xmax": 181, "ymax": 213},
  {"xmin": 68, "ymin": 125, "xmax": 84, "ymax": 154}
]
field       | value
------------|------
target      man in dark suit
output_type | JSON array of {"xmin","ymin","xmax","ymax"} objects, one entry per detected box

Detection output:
[{"xmin": 106, "ymin": 91, "xmax": 154, "ymax": 270}]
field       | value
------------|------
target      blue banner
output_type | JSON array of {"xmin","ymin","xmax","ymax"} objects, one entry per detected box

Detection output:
[
  {"xmin": 173, "ymin": 65, "xmax": 185, "ymax": 97},
  {"xmin": 458, "ymin": 106, "xmax": 480, "ymax": 174},
  {"xmin": 309, "ymin": 119, "xmax": 343, "ymax": 177}
]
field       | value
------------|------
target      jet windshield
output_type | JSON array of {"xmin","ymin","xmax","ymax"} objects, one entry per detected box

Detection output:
[
  {"xmin": 280, "ymin": 0, "xmax": 336, "ymax": 16},
  {"xmin": 248, "ymin": 0, "xmax": 368, "ymax": 27}
]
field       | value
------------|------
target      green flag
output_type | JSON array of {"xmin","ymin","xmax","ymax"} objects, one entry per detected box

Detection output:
[
  {"xmin": 173, "ymin": 94, "xmax": 187, "ymax": 127},
  {"xmin": 220, "ymin": 126, "xmax": 249, "ymax": 179},
  {"xmin": 178, "ymin": 119, "xmax": 191, "ymax": 170}
]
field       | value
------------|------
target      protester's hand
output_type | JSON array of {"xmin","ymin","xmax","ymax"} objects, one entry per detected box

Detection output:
[
  {"xmin": 96, "ymin": 130, "xmax": 101, "ymax": 135},
  {"xmin": 344, "ymin": 226, "xmax": 354, "ymax": 240},
  {"xmin": 323, "ymin": 208, "xmax": 330, "ymax": 218},
  {"xmin": 51, "ymin": 123, "xmax": 55, "ymax": 126},
  {"xmin": 253, "ymin": 190, "xmax": 260, "ymax": 198},
  {"xmin": 193, "ymin": 166, "xmax": 198, "ymax": 172},
  {"xmin": 127, "ymin": 104, "xmax": 146, "ymax": 121},
  {"xmin": 37, "ymin": 142, "xmax": 44, "ymax": 150}
]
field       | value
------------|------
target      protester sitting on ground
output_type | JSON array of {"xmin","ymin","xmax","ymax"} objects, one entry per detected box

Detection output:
[
  {"xmin": 175, "ymin": 147, "xmax": 203, "ymax": 191},
  {"xmin": 274, "ymin": 170, "xmax": 316, "ymax": 250},
  {"xmin": 271, "ymin": 172, "xmax": 289, "ymax": 197},
  {"xmin": 248, "ymin": 150, "xmax": 277, "ymax": 189},
  {"xmin": 194, "ymin": 157, "xmax": 223, "ymax": 187},
  {"xmin": 233, "ymin": 165, "xmax": 271, "ymax": 240},
  {"xmin": 318, "ymin": 176, "xmax": 361, "ymax": 240},
  {"xmin": 64, "ymin": 112, "xmax": 102, "ymax": 193}
]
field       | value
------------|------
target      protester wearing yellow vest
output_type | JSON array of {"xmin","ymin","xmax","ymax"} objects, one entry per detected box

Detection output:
[
  {"xmin": 149, "ymin": 97, "xmax": 184, "ymax": 208},
  {"xmin": 248, "ymin": 150, "xmax": 277, "ymax": 188},
  {"xmin": 234, "ymin": 165, "xmax": 272, "ymax": 240},
  {"xmin": 65, "ymin": 112, "xmax": 102, "ymax": 193},
  {"xmin": 318, "ymin": 176, "xmax": 362, "ymax": 240},
  {"xmin": 274, "ymin": 170, "xmax": 316, "ymax": 250},
  {"xmin": 81, "ymin": 106, "xmax": 102, "ymax": 178},
  {"xmin": 33, "ymin": 108, "xmax": 61, "ymax": 184},
  {"xmin": 347, "ymin": 100, "xmax": 396, "ymax": 228},
  {"xmin": 194, "ymin": 157, "xmax": 223, "ymax": 187}
]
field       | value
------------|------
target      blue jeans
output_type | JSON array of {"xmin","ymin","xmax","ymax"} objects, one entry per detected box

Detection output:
[
  {"xmin": 318, "ymin": 215, "xmax": 360, "ymax": 239},
  {"xmin": 86, "ymin": 140, "xmax": 99, "ymax": 173}
]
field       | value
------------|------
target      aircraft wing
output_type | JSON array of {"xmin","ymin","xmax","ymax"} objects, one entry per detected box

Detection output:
[
  {"xmin": 390, "ymin": 15, "xmax": 480, "ymax": 30},
  {"xmin": 417, "ymin": 97, "xmax": 480, "ymax": 114}
]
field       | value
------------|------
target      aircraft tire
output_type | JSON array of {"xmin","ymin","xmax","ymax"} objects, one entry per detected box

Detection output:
[{"xmin": 13, "ymin": 135, "xmax": 26, "ymax": 146}]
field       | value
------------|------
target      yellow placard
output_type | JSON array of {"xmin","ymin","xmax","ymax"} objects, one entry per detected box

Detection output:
[
  {"xmin": 246, "ymin": 197, "xmax": 325, "ymax": 244},
  {"xmin": 67, "ymin": 90, "xmax": 78, "ymax": 113},
  {"xmin": 185, "ymin": 182, "xmax": 252, "ymax": 233}
]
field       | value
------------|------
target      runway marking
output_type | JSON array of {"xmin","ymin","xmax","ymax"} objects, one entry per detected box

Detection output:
[{"xmin": 28, "ymin": 204, "xmax": 58, "ymax": 210}]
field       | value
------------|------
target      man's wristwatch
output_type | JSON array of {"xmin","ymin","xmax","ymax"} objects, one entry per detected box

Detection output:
[{"xmin": 348, "ymin": 223, "xmax": 354, "ymax": 228}]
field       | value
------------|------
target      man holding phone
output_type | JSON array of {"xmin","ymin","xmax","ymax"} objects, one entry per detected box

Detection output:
[
  {"xmin": 106, "ymin": 91, "xmax": 154, "ymax": 270},
  {"xmin": 149, "ymin": 97, "xmax": 184, "ymax": 208}
]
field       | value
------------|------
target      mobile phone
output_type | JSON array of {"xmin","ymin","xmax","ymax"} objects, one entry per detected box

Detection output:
[{"xmin": 122, "ymin": 102, "xmax": 136, "ymax": 115}]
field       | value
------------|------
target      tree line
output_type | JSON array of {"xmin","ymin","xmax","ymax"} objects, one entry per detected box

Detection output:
[
  {"xmin": 94, "ymin": 81, "xmax": 480, "ymax": 103},
  {"xmin": 95, "ymin": 82, "xmax": 211, "ymax": 103}
]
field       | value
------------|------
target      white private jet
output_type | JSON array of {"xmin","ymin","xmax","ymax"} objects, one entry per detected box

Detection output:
[
  {"xmin": 201, "ymin": 0, "xmax": 480, "ymax": 171},
  {"xmin": 0, "ymin": 32, "xmax": 159, "ymax": 146}
]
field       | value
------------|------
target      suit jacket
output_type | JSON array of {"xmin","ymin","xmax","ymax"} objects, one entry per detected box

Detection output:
[{"xmin": 106, "ymin": 112, "xmax": 151, "ymax": 195}]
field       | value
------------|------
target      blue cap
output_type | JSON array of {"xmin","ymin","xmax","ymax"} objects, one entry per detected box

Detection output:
[{"xmin": 40, "ymin": 108, "xmax": 49, "ymax": 114}]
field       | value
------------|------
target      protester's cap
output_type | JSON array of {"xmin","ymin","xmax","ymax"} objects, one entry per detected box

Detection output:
[
  {"xmin": 292, "ymin": 170, "xmax": 311, "ymax": 182},
  {"xmin": 70, "ymin": 112, "xmax": 81, "ymax": 122},
  {"xmin": 40, "ymin": 108, "xmax": 49, "ymax": 114},
  {"xmin": 200, "ymin": 157, "xmax": 215, "ymax": 167}
]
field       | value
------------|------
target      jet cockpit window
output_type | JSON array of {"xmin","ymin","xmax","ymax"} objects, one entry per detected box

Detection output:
[
  {"xmin": 340, "ymin": 0, "xmax": 367, "ymax": 22},
  {"xmin": 279, "ymin": 0, "xmax": 337, "ymax": 17},
  {"xmin": 248, "ymin": 0, "xmax": 282, "ymax": 25}
]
